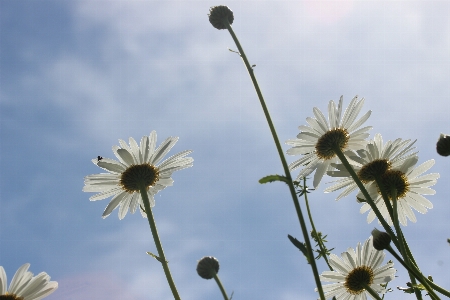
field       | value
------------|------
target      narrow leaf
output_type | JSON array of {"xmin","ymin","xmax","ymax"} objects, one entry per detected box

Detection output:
[{"xmin": 259, "ymin": 175, "xmax": 289, "ymax": 184}]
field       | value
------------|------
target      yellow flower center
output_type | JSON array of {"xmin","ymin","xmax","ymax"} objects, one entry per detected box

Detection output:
[
  {"xmin": 119, "ymin": 164, "xmax": 160, "ymax": 193},
  {"xmin": 377, "ymin": 170, "xmax": 410, "ymax": 200},
  {"xmin": 344, "ymin": 265, "xmax": 374, "ymax": 295},
  {"xmin": 357, "ymin": 159, "xmax": 391, "ymax": 183},
  {"xmin": 315, "ymin": 128, "xmax": 349, "ymax": 160}
]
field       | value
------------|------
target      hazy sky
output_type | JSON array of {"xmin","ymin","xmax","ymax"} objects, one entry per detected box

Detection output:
[{"xmin": 1, "ymin": 1, "xmax": 449, "ymax": 299}]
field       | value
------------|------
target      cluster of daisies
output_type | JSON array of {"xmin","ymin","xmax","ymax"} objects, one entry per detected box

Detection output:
[
  {"xmin": 285, "ymin": 95, "xmax": 439, "ymax": 299},
  {"xmin": 286, "ymin": 95, "xmax": 438, "ymax": 227},
  {"xmin": 78, "ymin": 96, "xmax": 439, "ymax": 300}
]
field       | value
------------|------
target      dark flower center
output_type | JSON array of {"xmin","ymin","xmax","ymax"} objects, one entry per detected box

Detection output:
[
  {"xmin": 315, "ymin": 128, "xmax": 349, "ymax": 160},
  {"xmin": 344, "ymin": 265, "xmax": 374, "ymax": 295},
  {"xmin": 377, "ymin": 170, "xmax": 409, "ymax": 200},
  {"xmin": 0, "ymin": 294, "xmax": 24, "ymax": 300},
  {"xmin": 357, "ymin": 159, "xmax": 391, "ymax": 183},
  {"xmin": 120, "ymin": 164, "xmax": 160, "ymax": 193}
]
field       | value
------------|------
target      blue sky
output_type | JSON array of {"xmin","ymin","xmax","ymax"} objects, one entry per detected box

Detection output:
[{"xmin": 1, "ymin": 1, "xmax": 449, "ymax": 299}]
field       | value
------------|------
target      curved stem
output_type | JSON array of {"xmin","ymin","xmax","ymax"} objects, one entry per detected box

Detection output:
[
  {"xmin": 426, "ymin": 280, "xmax": 450, "ymax": 298},
  {"xmin": 213, "ymin": 273, "xmax": 230, "ymax": 300},
  {"xmin": 386, "ymin": 246, "xmax": 440, "ymax": 300},
  {"xmin": 390, "ymin": 188, "xmax": 423, "ymax": 300},
  {"xmin": 331, "ymin": 146, "xmax": 399, "ymax": 248},
  {"xmin": 221, "ymin": 18, "xmax": 325, "ymax": 300},
  {"xmin": 391, "ymin": 189, "xmax": 407, "ymax": 262},
  {"xmin": 302, "ymin": 178, "xmax": 332, "ymax": 270},
  {"xmin": 140, "ymin": 187, "xmax": 181, "ymax": 300},
  {"xmin": 374, "ymin": 176, "xmax": 394, "ymax": 223}
]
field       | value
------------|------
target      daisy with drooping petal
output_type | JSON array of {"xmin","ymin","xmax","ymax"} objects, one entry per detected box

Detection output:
[
  {"xmin": 325, "ymin": 133, "xmax": 418, "ymax": 200},
  {"xmin": 317, "ymin": 236, "xmax": 396, "ymax": 300},
  {"xmin": 286, "ymin": 95, "xmax": 372, "ymax": 188},
  {"xmin": 359, "ymin": 159, "xmax": 438, "ymax": 226},
  {"xmin": 83, "ymin": 130, "xmax": 193, "ymax": 219},
  {"xmin": 0, "ymin": 263, "xmax": 58, "ymax": 300}
]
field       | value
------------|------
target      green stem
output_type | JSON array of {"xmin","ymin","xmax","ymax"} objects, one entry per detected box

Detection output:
[
  {"xmin": 391, "ymin": 189, "xmax": 407, "ymax": 262},
  {"xmin": 426, "ymin": 280, "xmax": 450, "ymax": 298},
  {"xmin": 362, "ymin": 283, "xmax": 384, "ymax": 300},
  {"xmin": 140, "ymin": 187, "xmax": 181, "ymax": 300},
  {"xmin": 331, "ymin": 146, "xmax": 399, "ymax": 248},
  {"xmin": 302, "ymin": 178, "xmax": 332, "ymax": 270},
  {"xmin": 390, "ymin": 188, "xmax": 423, "ymax": 300},
  {"xmin": 386, "ymin": 246, "xmax": 440, "ymax": 300},
  {"xmin": 221, "ymin": 18, "xmax": 325, "ymax": 300},
  {"xmin": 213, "ymin": 273, "xmax": 230, "ymax": 300},
  {"xmin": 374, "ymin": 176, "xmax": 394, "ymax": 223}
]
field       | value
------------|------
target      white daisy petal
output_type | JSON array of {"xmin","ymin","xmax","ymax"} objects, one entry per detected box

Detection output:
[
  {"xmin": 151, "ymin": 137, "xmax": 179, "ymax": 165},
  {"xmin": 102, "ymin": 192, "xmax": 128, "ymax": 218},
  {"xmin": 297, "ymin": 132, "xmax": 322, "ymax": 142},
  {"xmin": 118, "ymin": 193, "xmax": 134, "ymax": 220},
  {"xmin": 116, "ymin": 149, "xmax": 135, "ymax": 166},
  {"xmin": 347, "ymin": 110, "xmax": 372, "ymax": 133},
  {"xmin": 306, "ymin": 117, "xmax": 327, "ymax": 134},
  {"xmin": 313, "ymin": 106, "xmax": 330, "ymax": 130},
  {"xmin": 147, "ymin": 131, "xmax": 157, "ymax": 160},
  {"xmin": 83, "ymin": 131, "xmax": 193, "ymax": 219},
  {"xmin": 129, "ymin": 137, "xmax": 141, "ymax": 164},
  {"xmin": 97, "ymin": 159, "xmax": 127, "ymax": 173},
  {"xmin": 0, "ymin": 267, "xmax": 6, "ymax": 295},
  {"xmin": 408, "ymin": 193, "xmax": 433, "ymax": 209},
  {"xmin": 140, "ymin": 135, "xmax": 149, "ymax": 163},
  {"xmin": 285, "ymin": 144, "xmax": 316, "ymax": 155},
  {"xmin": 313, "ymin": 160, "xmax": 330, "ymax": 188},
  {"xmin": 129, "ymin": 193, "xmax": 140, "ymax": 214},
  {"xmin": 89, "ymin": 187, "xmax": 123, "ymax": 201},
  {"xmin": 407, "ymin": 159, "xmax": 435, "ymax": 178}
]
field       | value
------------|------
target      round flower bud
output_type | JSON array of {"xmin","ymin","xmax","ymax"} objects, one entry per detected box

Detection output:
[
  {"xmin": 371, "ymin": 228, "xmax": 392, "ymax": 250},
  {"xmin": 436, "ymin": 133, "xmax": 450, "ymax": 157},
  {"xmin": 208, "ymin": 5, "xmax": 234, "ymax": 30},
  {"xmin": 196, "ymin": 256, "xmax": 220, "ymax": 279}
]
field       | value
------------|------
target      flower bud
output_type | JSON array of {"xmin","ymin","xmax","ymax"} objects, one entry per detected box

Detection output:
[
  {"xmin": 196, "ymin": 256, "xmax": 220, "ymax": 279},
  {"xmin": 371, "ymin": 228, "xmax": 391, "ymax": 250},
  {"xmin": 208, "ymin": 6, "xmax": 234, "ymax": 30},
  {"xmin": 436, "ymin": 133, "xmax": 450, "ymax": 157}
]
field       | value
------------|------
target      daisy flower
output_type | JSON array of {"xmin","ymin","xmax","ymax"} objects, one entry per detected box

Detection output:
[
  {"xmin": 325, "ymin": 134, "xmax": 417, "ymax": 200},
  {"xmin": 359, "ymin": 159, "xmax": 439, "ymax": 226},
  {"xmin": 83, "ymin": 130, "xmax": 193, "ymax": 219},
  {"xmin": 317, "ymin": 236, "xmax": 396, "ymax": 300},
  {"xmin": 286, "ymin": 95, "xmax": 372, "ymax": 188},
  {"xmin": 0, "ymin": 263, "xmax": 58, "ymax": 300}
]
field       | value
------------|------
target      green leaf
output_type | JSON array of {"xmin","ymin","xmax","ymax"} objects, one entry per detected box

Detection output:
[
  {"xmin": 288, "ymin": 234, "xmax": 310, "ymax": 263},
  {"xmin": 259, "ymin": 175, "xmax": 289, "ymax": 184},
  {"xmin": 146, "ymin": 251, "xmax": 168, "ymax": 263},
  {"xmin": 398, "ymin": 282, "xmax": 426, "ymax": 294}
]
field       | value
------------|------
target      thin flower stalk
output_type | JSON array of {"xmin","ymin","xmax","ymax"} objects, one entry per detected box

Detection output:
[
  {"xmin": 391, "ymin": 188, "xmax": 425, "ymax": 300},
  {"xmin": 213, "ymin": 273, "xmax": 230, "ymax": 300},
  {"xmin": 140, "ymin": 186, "xmax": 181, "ymax": 300},
  {"xmin": 218, "ymin": 13, "xmax": 325, "ymax": 299},
  {"xmin": 374, "ymin": 175, "xmax": 395, "ymax": 224},
  {"xmin": 332, "ymin": 145, "xmax": 399, "ymax": 248},
  {"xmin": 302, "ymin": 178, "xmax": 332, "ymax": 270}
]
